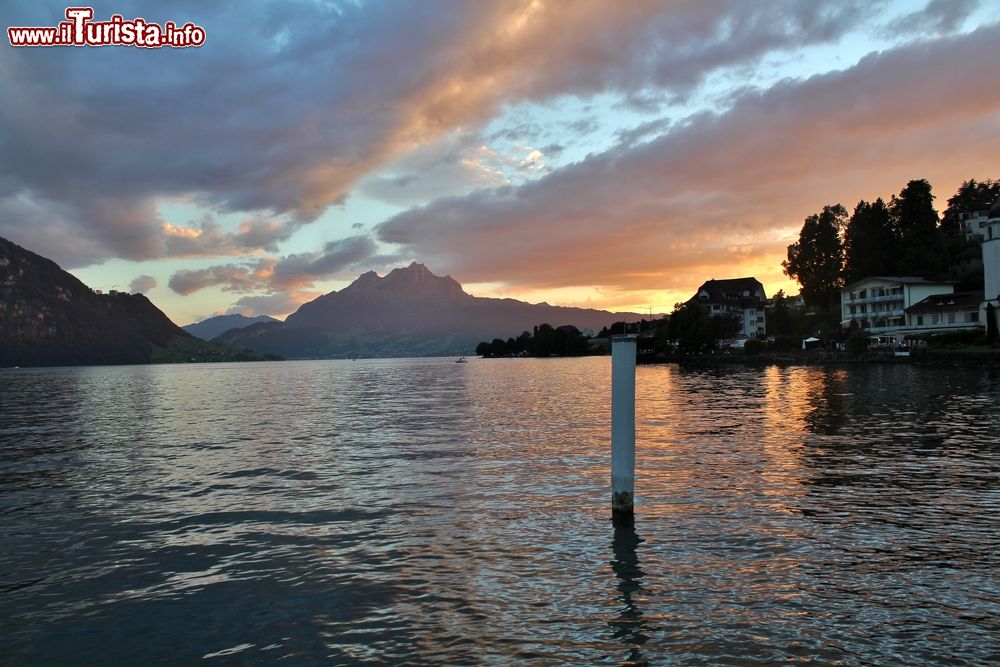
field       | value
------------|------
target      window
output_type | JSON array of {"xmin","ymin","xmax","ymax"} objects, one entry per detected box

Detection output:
[
  {"xmin": 947, "ymin": 313, "xmax": 956, "ymax": 324},
  {"xmin": 917, "ymin": 316, "xmax": 924, "ymax": 325},
  {"xmin": 966, "ymin": 312, "xmax": 979, "ymax": 323},
  {"xmin": 757, "ymin": 317, "xmax": 764, "ymax": 323}
]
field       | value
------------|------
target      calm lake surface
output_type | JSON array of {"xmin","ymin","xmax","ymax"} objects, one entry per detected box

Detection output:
[{"xmin": 2, "ymin": 358, "xmax": 999, "ymax": 665}]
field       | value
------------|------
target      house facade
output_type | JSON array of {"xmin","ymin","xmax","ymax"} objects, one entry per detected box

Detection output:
[
  {"xmin": 957, "ymin": 209, "xmax": 991, "ymax": 240},
  {"xmin": 982, "ymin": 199, "xmax": 1000, "ymax": 326},
  {"xmin": 687, "ymin": 277, "xmax": 766, "ymax": 339},
  {"xmin": 905, "ymin": 291, "xmax": 983, "ymax": 332},
  {"xmin": 840, "ymin": 277, "xmax": 956, "ymax": 336},
  {"xmin": 840, "ymin": 198, "xmax": 1000, "ymax": 339}
]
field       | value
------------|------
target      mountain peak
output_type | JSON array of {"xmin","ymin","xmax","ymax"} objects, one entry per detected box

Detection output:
[
  {"xmin": 320, "ymin": 262, "xmax": 468, "ymax": 304},
  {"xmin": 382, "ymin": 262, "xmax": 465, "ymax": 297},
  {"xmin": 388, "ymin": 261, "xmax": 435, "ymax": 280},
  {"xmin": 355, "ymin": 270, "xmax": 380, "ymax": 284},
  {"xmin": 183, "ymin": 313, "xmax": 279, "ymax": 340}
]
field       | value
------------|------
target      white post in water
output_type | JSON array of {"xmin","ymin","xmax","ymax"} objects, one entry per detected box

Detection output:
[{"xmin": 611, "ymin": 335, "xmax": 637, "ymax": 518}]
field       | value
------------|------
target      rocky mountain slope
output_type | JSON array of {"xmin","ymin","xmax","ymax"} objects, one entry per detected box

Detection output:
[
  {"xmin": 184, "ymin": 313, "xmax": 279, "ymax": 340},
  {"xmin": 217, "ymin": 262, "xmax": 643, "ymax": 358},
  {"xmin": 0, "ymin": 236, "xmax": 271, "ymax": 367}
]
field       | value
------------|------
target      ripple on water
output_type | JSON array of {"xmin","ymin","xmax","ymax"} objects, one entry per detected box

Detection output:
[{"xmin": 1, "ymin": 359, "xmax": 999, "ymax": 665}]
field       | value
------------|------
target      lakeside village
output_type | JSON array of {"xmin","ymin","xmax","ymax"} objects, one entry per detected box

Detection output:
[{"xmin": 477, "ymin": 178, "xmax": 1000, "ymax": 363}]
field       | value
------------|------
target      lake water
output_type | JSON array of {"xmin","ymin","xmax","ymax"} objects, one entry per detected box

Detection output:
[{"xmin": 2, "ymin": 358, "xmax": 999, "ymax": 665}]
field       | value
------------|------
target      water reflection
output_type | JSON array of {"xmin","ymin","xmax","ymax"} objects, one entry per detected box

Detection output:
[
  {"xmin": 609, "ymin": 515, "xmax": 651, "ymax": 666},
  {"xmin": 2, "ymin": 359, "xmax": 999, "ymax": 665}
]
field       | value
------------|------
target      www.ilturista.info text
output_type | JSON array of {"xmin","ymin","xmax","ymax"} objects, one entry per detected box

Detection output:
[{"xmin": 8, "ymin": 7, "xmax": 206, "ymax": 48}]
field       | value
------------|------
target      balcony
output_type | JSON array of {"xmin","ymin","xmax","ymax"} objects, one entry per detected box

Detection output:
[
  {"xmin": 844, "ymin": 293, "xmax": 904, "ymax": 304},
  {"xmin": 908, "ymin": 321, "xmax": 982, "ymax": 332},
  {"xmin": 845, "ymin": 308, "xmax": 904, "ymax": 318}
]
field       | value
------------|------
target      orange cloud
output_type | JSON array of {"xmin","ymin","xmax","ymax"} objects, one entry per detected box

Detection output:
[
  {"xmin": 377, "ymin": 24, "xmax": 1000, "ymax": 301},
  {"xmin": 0, "ymin": 1, "xmax": 890, "ymax": 268}
]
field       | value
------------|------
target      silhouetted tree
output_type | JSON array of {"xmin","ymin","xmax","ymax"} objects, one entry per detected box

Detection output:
[
  {"xmin": 476, "ymin": 324, "xmax": 592, "ymax": 357},
  {"xmin": 707, "ymin": 312, "xmax": 742, "ymax": 343},
  {"xmin": 783, "ymin": 204, "xmax": 847, "ymax": 309},
  {"xmin": 530, "ymin": 323, "xmax": 555, "ymax": 356},
  {"xmin": 941, "ymin": 178, "xmax": 1000, "ymax": 234},
  {"xmin": 667, "ymin": 302, "xmax": 711, "ymax": 353},
  {"xmin": 515, "ymin": 330, "xmax": 531, "ymax": 353},
  {"xmin": 892, "ymin": 179, "xmax": 945, "ymax": 278},
  {"xmin": 602, "ymin": 321, "xmax": 635, "ymax": 336},
  {"xmin": 553, "ymin": 325, "xmax": 590, "ymax": 355},
  {"xmin": 941, "ymin": 179, "xmax": 998, "ymax": 289},
  {"xmin": 843, "ymin": 198, "xmax": 898, "ymax": 282},
  {"xmin": 845, "ymin": 328, "xmax": 871, "ymax": 357},
  {"xmin": 767, "ymin": 289, "xmax": 792, "ymax": 336}
]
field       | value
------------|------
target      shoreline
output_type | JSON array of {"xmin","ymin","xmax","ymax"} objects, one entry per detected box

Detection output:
[{"xmin": 637, "ymin": 348, "xmax": 1000, "ymax": 367}]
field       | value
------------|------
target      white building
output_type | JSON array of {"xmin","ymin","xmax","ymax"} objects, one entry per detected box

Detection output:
[
  {"xmin": 981, "ymin": 199, "xmax": 1000, "ymax": 327},
  {"xmin": 905, "ymin": 291, "xmax": 983, "ymax": 332},
  {"xmin": 840, "ymin": 198, "xmax": 1000, "ymax": 340},
  {"xmin": 688, "ymin": 277, "xmax": 766, "ymax": 340},
  {"xmin": 841, "ymin": 277, "xmax": 956, "ymax": 336},
  {"xmin": 957, "ymin": 209, "xmax": 991, "ymax": 240}
]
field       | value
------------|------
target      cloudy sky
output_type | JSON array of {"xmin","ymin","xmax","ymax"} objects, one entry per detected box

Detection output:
[{"xmin": 2, "ymin": 0, "xmax": 999, "ymax": 324}]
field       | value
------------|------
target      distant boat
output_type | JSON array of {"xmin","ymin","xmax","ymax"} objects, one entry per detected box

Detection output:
[{"xmin": 455, "ymin": 357, "xmax": 467, "ymax": 363}]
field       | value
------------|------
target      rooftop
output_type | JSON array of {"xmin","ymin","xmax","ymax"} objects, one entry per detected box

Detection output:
[
  {"xmin": 905, "ymin": 291, "xmax": 984, "ymax": 314},
  {"xmin": 688, "ymin": 277, "xmax": 766, "ymax": 306},
  {"xmin": 990, "ymin": 198, "xmax": 1000, "ymax": 220}
]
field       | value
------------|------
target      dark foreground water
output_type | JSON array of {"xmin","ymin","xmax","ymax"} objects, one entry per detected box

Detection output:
[{"xmin": 1, "ymin": 359, "xmax": 999, "ymax": 665}]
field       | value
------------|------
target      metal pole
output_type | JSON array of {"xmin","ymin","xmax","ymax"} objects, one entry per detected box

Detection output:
[{"xmin": 611, "ymin": 335, "xmax": 636, "ymax": 518}]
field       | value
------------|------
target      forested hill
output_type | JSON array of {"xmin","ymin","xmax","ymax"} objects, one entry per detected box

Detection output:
[{"xmin": 0, "ymin": 236, "xmax": 271, "ymax": 366}]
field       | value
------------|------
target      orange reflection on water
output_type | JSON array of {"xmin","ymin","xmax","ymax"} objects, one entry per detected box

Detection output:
[{"xmin": 759, "ymin": 365, "xmax": 814, "ymax": 509}]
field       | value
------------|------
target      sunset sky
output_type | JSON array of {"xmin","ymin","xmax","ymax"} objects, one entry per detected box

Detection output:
[{"xmin": 2, "ymin": 0, "xmax": 999, "ymax": 324}]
